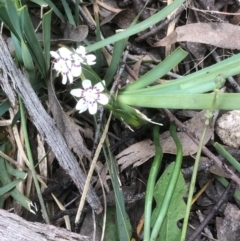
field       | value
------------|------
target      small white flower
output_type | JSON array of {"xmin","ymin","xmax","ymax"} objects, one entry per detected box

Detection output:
[
  {"xmin": 70, "ymin": 79, "xmax": 109, "ymax": 115},
  {"xmin": 50, "ymin": 47, "xmax": 81, "ymax": 84},
  {"xmin": 75, "ymin": 46, "xmax": 96, "ymax": 65}
]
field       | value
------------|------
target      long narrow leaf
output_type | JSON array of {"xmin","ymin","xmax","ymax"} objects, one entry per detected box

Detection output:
[
  {"xmin": 0, "ymin": 4, "xmax": 22, "ymax": 39},
  {"xmin": 124, "ymin": 47, "xmax": 188, "ymax": 91},
  {"xmin": 117, "ymin": 93, "xmax": 240, "ymax": 110},
  {"xmin": 86, "ymin": 0, "xmax": 186, "ymax": 52},
  {"xmin": 41, "ymin": 0, "xmax": 66, "ymax": 22},
  {"xmin": 121, "ymin": 52, "xmax": 240, "ymax": 96},
  {"xmin": 42, "ymin": 9, "xmax": 52, "ymax": 70},
  {"xmin": 19, "ymin": 6, "xmax": 47, "ymax": 77}
]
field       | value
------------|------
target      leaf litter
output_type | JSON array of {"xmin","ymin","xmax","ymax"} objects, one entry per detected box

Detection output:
[{"xmin": 1, "ymin": 0, "xmax": 240, "ymax": 241}]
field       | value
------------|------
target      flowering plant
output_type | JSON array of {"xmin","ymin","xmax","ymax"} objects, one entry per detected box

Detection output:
[
  {"xmin": 50, "ymin": 46, "xmax": 109, "ymax": 115},
  {"xmin": 50, "ymin": 46, "xmax": 96, "ymax": 85}
]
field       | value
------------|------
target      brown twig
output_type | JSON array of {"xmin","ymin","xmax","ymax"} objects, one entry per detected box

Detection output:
[{"xmin": 187, "ymin": 180, "xmax": 235, "ymax": 241}]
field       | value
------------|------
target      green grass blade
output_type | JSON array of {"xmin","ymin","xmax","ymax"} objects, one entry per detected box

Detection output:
[
  {"xmin": 125, "ymin": 47, "xmax": 188, "ymax": 91},
  {"xmin": 104, "ymin": 40, "xmax": 125, "ymax": 86},
  {"xmin": 214, "ymin": 142, "xmax": 240, "ymax": 172},
  {"xmin": 86, "ymin": 0, "xmax": 186, "ymax": 52},
  {"xmin": 0, "ymin": 143, "xmax": 34, "ymax": 212},
  {"xmin": 104, "ymin": 143, "xmax": 132, "ymax": 240},
  {"xmin": 21, "ymin": 40, "xmax": 35, "ymax": 81},
  {"xmin": 19, "ymin": 6, "xmax": 47, "ymax": 77},
  {"xmin": 60, "ymin": 0, "xmax": 76, "ymax": 26},
  {"xmin": 42, "ymin": 9, "xmax": 52, "ymax": 71},
  {"xmin": 117, "ymin": 93, "xmax": 240, "ymax": 110},
  {"xmin": 40, "ymin": 0, "xmax": 66, "ymax": 22},
  {"xmin": 121, "ymin": 52, "xmax": 240, "ymax": 96},
  {"xmin": 0, "ymin": 178, "xmax": 22, "ymax": 195}
]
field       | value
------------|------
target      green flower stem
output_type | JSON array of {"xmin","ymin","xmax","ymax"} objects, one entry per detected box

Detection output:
[
  {"xmin": 144, "ymin": 126, "xmax": 163, "ymax": 241},
  {"xmin": 150, "ymin": 124, "xmax": 183, "ymax": 241},
  {"xmin": 19, "ymin": 96, "xmax": 50, "ymax": 223},
  {"xmin": 86, "ymin": 0, "xmax": 186, "ymax": 52},
  {"xmin": 214, "ymin": 142, "xmax": 240, "ymax": 172},
  {"xmin": 180, "ymin": 87, "xmax": 219, "ymax": 241}
]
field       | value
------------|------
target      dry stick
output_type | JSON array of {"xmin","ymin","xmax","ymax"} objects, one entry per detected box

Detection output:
[
  {"xmin": 187, "ymin": 181, "xmax": 235, "ymax": 241},
  {"xmin": 162, "ymin": 109, "xmax": 240, "ymax": 187},
  {"xmin": 75, "ymin": 112, "xmax": 112, "ymax": 225},
  {"xmin": 0, "ymin": 35, "xmax": 102, "ymax": 214},
  {"xmin": 135, "ymin": 0, "xmax": 191, "ymax": 42}
]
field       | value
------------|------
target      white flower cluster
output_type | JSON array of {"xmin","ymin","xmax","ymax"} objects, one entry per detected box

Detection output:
[
  {"xmin": 50, "ymin": 46, "xmax": 96, "ymax": 84},
  {"xmin": 50, "ymin": 46, "xmax": 109, "ymax": 115}
]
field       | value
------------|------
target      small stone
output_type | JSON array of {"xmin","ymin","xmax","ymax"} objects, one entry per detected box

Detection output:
[{"xmin": 216, "ymin": 111, "xmax": 240, "ymax": 148}]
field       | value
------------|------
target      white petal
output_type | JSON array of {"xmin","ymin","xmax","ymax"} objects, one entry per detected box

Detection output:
[
  {"xmin": 76, "ymin": 46, "xmax": 86, "ymax": 55},
  {"xmin": 58, "ymin": 47, "xmax": 72, "ymax": 59},
  {"xmin": 86, "ymin": 55, "xmax": 96, "ymax": 65},
  {"xmin": 70, "ymin": 88, "xmax": 83, "ymax": 97},
  {"xmin": 88, "ymin": 102, "xmax": 98, "ymax": 115},
  {"xmin": 93, "ymin": 81, "xmax": 105, "ymax": 92},
  {"xmin": 76, "ymin": 98, "xmax": 88, "ymax": 113},
  {"xmin": 62, "ymin": 74, "xmax": 67, "ymax": 84},
  {"xmin": 82, "ymin": 79, "xmax": 92, "ymax": 89},
  {"xmin": 71, "ymin": 63, "xmax": 82, "ymax": 77},
  {"xmin": 50, "ymin": 51, "xmax": 60, "ymax": 59},
  {"xmin": 67, "ymin": 72, "xmax": 73, "ymax": 84},
  {"xmin": 97, "ymin": 94, "xmax": 109, "ymax": 105}
]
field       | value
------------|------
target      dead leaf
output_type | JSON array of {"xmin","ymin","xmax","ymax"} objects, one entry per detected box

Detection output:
[
  {"xmin": 63, "ymin": 24, "xmax": 89, "ymax": 42},
  {"xmin": 148, "ymin": 23, "xmax": 240, "ymax": 50},
  {"xmin": 160, "ymin": 110, "xmax": 214, "ymax": 155},
  {"xmin": 117, "ymin": 111, "xmax": 214, "ymax": 170},
  {"xmin": 116, "ymin": 139, "xmax": 155, "ymax": 171},
  {"xmin": 47, "ymin": 81, "xmax": 91, "ymax": 161},
  {"xmin": 100, "ymin": 9, "xmax": 136, "ymax": 29}
]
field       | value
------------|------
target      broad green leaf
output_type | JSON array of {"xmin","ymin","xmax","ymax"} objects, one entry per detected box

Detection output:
[{"xmin": 151, "ymin": 163, "xmax": 187, "ymax": 241}]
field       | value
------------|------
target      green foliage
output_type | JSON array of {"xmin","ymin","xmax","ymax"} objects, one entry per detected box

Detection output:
[
  {"xmin": 104, "ymin": 144, "xmax": 132, "ymax": 241},
  {"xmin": 103, "ymin": 207, "xmax": 132, "ymax": 241},
  {"xmin": 151, "ymin": 163, "xmax": 187, "ymax": 241},
  {"xmin": 0, "ymin": 141, "xmax": 33, "ymax": 212}
]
